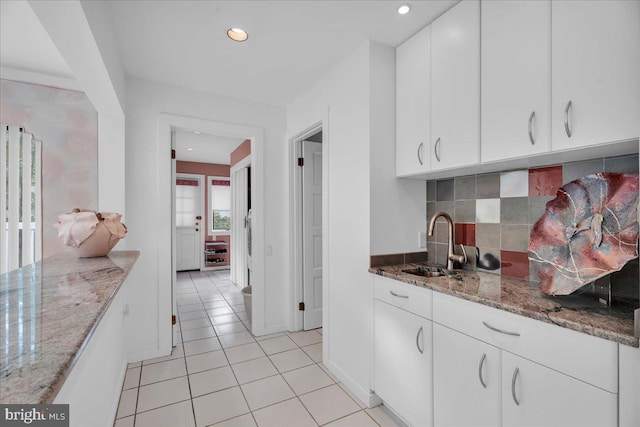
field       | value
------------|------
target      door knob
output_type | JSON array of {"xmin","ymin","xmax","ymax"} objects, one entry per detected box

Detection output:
[
  {"xmin": 196, "ymin": 215, "xmax": 202, "ymax": 220},
  {"xmin": 195, "ymin": 228, "xmax": 199, "ymax": 231}
]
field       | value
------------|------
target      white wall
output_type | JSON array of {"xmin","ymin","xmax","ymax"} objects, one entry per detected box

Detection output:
[
  {"xmin": 287, "ymin": 40, "xmax": 421, "ymax": 405},
  {"xmin": 125, "ymin": 76, "xmax": 288, "ymax": 359},
  {"xmin": 28, "ymin": 0, "xmax": 126, "ymax": 218},
  {"xmin": 79, "ymin": 0, "xmax": 127, "ymax": 113},
  {"xmin": 287, "ymin": 41, "xmax": 372, "ymax": 403},
  {"xmin": 369, "ymin": 44, "xmax": 427, "ymax": 255}
]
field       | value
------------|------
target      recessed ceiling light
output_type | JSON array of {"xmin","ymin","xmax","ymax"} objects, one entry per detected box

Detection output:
[
  {"xmin": 227, "ymin": 28, "xmax": 248, "ymax": 42},
  {"xmin": 398, "ymin": 4, "xmax": 411, "ymax": 15},
  {"xmin": 192, "ymin": 131, "xmax": 201, "ymax": 135},
  {"xmin": 186, "ymin": 147, "xmax": 194, "ymax": 151}
]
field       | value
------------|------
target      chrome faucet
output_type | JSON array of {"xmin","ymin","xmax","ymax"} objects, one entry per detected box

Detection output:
[{"xmin": 427, "ymin": 211, "xmax": 467, "ymax": 270}]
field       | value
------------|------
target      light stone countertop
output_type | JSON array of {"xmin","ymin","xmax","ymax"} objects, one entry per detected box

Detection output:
[
  {"xmin": 0, "ymin": 250, "xmax": 139, "ymax": 404},
  {"xmin": 370, "ymin": 263, "xmax": 639, "ymax": 348}
]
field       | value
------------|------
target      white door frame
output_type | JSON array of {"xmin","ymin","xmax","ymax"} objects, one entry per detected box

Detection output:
[
  {"xmin": 175, "ymin": 172, "xmax": 205, "ymax": 271},
  {"xmin": 289, "ymin": 122, "xmax": 323, "ymax": 331},
  {"xmin": 159, "ymin": 114, "xmax": 265, "ymax": 353}
]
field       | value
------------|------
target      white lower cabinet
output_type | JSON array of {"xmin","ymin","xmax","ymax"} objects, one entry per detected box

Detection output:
[
  {"xmin": 374, "ymin": 299, "xmax": 433, "ymax": 427},
  {"xmin": 433, "ymin": 324, "xmax": 501, "ymax": 427},
  {"xmin": 373, "ymin": 277, "xmax": 621, "ymax": 427},
  {"xmin": 433, "ymin": 323, "xmax": 618, "ymax": 427},
  {"xmin": 502, "ymin": 352, "xmax": 617, "ymax": 427}
]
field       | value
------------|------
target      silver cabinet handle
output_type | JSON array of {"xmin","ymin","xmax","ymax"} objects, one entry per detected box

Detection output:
[
  {"xmin": 434, "ymin": 137, "xmax": 441, "ymax": 162},
  {"xmin": 389, "ymin": 290, "xmax": 409, "ymax": 299},
  {"xmin": 482, "ymin": 321, "xmax": 520, "ymax": 337},
  {"xmin": 528, "ymin": 111, "xmax": 536, "ymax": 145},
  {"xmin": 512, "ymin": 367, "xmax": 520, "ymax": 406},
  {"xmin": 417, "ymin": 142, "xmax": 424, "ymax": 165},
  {"xmin": 416, "ymin": 326, "xmax": 424, "ymax": 354},
  {"xmin": 564, "ymin": 100, "xmax": 572, "ymax": 138},
  {"xmin": 478, "ymin": 353, "xmax": 487, "ymax": 388}
]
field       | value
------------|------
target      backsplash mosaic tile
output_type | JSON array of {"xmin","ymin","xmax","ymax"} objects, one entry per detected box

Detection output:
[
  {"xmin": 475, "ymin": 173, "xmax": 500, "ymax": 198},
  {"xmin": 475, "ymin": 199, "xmax": 500, "ymax": 223},
  {"xmin": 529, "ymin": 166, "xmax": 563, "ymax": 197},
  {"xmin": 500, "ymin": 170, "xmax": 529, "ymax": 198},
  {"xmin": 501, "ymin": 250, "xmax": 530, "ymax": 280},
  {"xmin": 426, "ymin": 154, "xmax": 639, "ymax": 300}
]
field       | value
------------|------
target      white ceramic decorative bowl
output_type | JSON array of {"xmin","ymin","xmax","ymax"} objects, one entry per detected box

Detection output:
[{"xmin": 54, "ymin": 209, "xmax": 127, "ymax": 257}]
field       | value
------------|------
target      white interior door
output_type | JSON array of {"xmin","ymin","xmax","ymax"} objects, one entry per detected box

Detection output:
[
  {"xmin": 176, "ymin": 175, "xmax": 202, "ymax": 271},
  {"xmin": 231, "ymin": 165, "xmax": 249, "ymax": 287},
  {"xmin": 302, "ymin": 140, "xmax": 322, "ymax": 330}
]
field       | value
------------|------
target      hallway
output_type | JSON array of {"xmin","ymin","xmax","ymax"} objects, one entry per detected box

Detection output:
[{"xmin": 114, "ymin": 271, "xmax": 401, "ymax": 427}]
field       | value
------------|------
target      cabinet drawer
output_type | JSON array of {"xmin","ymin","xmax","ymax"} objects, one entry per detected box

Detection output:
[
  {"xmin": 432, "ymin": 291, "xmax": 618, "ymax": 393},
  {"xmin": 373, "ymin": 275, "xmax": 432, "ymax": 320}
]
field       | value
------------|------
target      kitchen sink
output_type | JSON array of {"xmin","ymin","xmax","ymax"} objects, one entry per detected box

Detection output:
[{"xmin": 401, "ymin": 266, "xmax": 455, "ymax": 278}]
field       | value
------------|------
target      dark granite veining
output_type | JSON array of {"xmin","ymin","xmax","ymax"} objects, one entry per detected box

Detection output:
[
  {"xmin": 370, "ymin": 262, "xmax": 638, "ymax": 348},
  {"xmin": 0, "ymin": 251, "xmax": 139, "ymax": 404}
]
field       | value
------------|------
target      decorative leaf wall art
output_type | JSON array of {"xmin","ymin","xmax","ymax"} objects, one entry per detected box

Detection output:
[{"xmin": 529, "ymin": 173, "xmax": 639, "ymax": 295}]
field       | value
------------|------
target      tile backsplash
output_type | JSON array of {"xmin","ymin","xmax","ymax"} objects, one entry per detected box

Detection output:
[{"xmin": 426, "ymin": 154, "xmax": 639, "ymax": 301}]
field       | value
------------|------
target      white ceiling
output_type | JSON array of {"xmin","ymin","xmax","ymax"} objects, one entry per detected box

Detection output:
[
  {"xmin": 174, "ymin": 130, "xmax": 246, "ymax": 164},
  {"xmin": 0, "ymin": 0, "xmax": 74, "ymax": 79},
  {"xmin": 1, "ymin": 0, "xmax": 458, "ymax": 108},
  {"xmin": 103, "ymin": 0, "xmax": 458, "ymax": 106}
]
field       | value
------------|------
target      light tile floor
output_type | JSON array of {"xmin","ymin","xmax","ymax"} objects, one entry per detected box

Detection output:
[{"xmin": 114, "ymin": 270, "xmax": 403, "ymax": 427}]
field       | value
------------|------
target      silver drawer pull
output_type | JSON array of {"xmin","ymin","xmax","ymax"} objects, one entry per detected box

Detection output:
[
  {"xmin": 564, "ymin": 100, "xmax": 572, "ymax": 138},
  {"xmin": 528, "ymin": 111, "xmax": 536, "ymax": 145},
  {"xmin": 482, "ymin": 321, "xmax": 520, "ymax": 337},
  {"xmin": 416, "ymin": 326, "xmax": 424, "ymax": 354},
  {"xmin": 512, "ymin": 367, "xmax": 520, "ymax": 406},
  {"xmin": 434, "ymin": 137, "xmax": 441, "ymax": 162},
  {"xmin": 389, "ymin": 290, "xmax": 409, "ymax": 299},
  {"xmin": 478, "ymin": 353, "xmax": 487, "ymax": 388},
  {"xmin": 417, "ymin": 142, "xmax": 424, "ymax": 166}
]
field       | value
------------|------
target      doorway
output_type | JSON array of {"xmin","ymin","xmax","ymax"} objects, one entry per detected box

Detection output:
[
  {"xmin": 162, "ymin": 114, "xmax": 266, "ymax": 349},
  {"xmin": 291, "ymin": 125, "xmax": 323, "ymax": 331},
  {"xmin": 175, "ymin": 173, "xmax": 204, "ymax": 271}
]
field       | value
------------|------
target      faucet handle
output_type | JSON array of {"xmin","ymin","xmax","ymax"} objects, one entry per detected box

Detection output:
[
  {"xmin": 459, "ymin": 244, "xmax": 468, "ymax": 264},
  {"xmin": 449, "ymin": 244, "xmax": 468, "ymax": 266}
]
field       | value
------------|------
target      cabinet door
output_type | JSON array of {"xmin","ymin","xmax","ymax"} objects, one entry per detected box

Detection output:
[
  {"xmin": 396, "ymin": 25, "xmax": 430, "ymax": 177},
  {"xmin": 502, "ymin": 352, "xmax": 617, "ymax": 427},
  {"xmin": 433, "ymin": 324, "xmax": 501, "ymax": 427},
  {"xmin": 552, "ymin": 0, "xmax": 640, "ymax": 150},
  {"xmin": 431, "ymin": 0, "xmax": 480, "ymax": 170},
  {"xmin": 374, "ymin": 299, "xmax": 433, "ymax": 427},
  {"xmin": 481, "ymin": 0, "xmax": 551, "ymax": 163}
]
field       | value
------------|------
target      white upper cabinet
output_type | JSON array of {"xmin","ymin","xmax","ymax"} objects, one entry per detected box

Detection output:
[
  {"xmin": 481, "ymin": 0, "xmax": 551, "ymax": 163},
  {"xmin": 431, "ymin": 0, "xmax": 480, "ymax": 170},
  {"xmin": 551, "ymin": 0, "xmax": 640, "ymax": 150},
  {"xmin": 396, "ymin": 25, "xmax": 431, "ymax": 177}
]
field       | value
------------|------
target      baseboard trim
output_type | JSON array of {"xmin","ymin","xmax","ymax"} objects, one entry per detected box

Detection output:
[{"xmin": 324, "ymin": 359, "xmax": 379, "ymax": 408}]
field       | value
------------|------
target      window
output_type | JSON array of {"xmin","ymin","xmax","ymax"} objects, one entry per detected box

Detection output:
[
  {"xmin": 210, "ymin": 178, "xmax": 231, "ymax": 233},
  {"xmin": 213, "ymin": 210, "xmax": 231, "ymax": 230}
]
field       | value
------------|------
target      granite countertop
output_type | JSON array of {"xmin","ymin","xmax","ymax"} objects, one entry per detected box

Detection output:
[
  {"xmin": 0, "ymin": 250, "xmax": 140, "ymax": 404},
  {"xmin": 370, "ymin": 263, "xmax": 639, "ymax": 348}
]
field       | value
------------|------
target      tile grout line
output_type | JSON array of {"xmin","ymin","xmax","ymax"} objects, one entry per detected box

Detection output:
[
  {"xmin": 202, "ymin": 269, "xmax": 256, "ymax": 427},
  {"xmin": 202, "ymin": 274, "xmax": 258, "ymax": 425},
  {"xmin": 183, "ymin": 271, "xmax": 198, "ymax": 427},
  {"xmin": 131, "ymin": 270, "xmax": 374, "ymax": 427}
]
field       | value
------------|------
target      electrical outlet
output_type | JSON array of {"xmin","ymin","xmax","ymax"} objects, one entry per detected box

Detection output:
[{"xmin": 419, "ymin": 231, "xmax": 427, "ymax": 249}]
